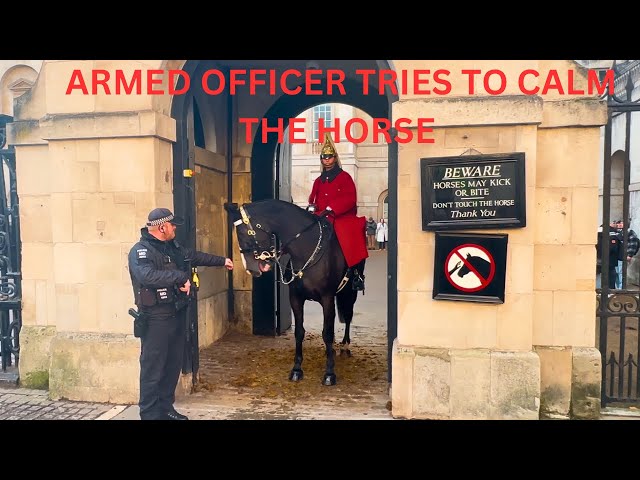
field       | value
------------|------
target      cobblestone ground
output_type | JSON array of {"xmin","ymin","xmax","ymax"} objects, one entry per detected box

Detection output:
[
  {"xmin": 177, "ymin": 249, "xmax": 393, "ymax": 420},
  {"xmin": 0, "ymin": 387, "xmax": 124, "ymax": 420},
  {"xmin": 182, "ymin": 322, "xmax": 393, "ymax": 420}
]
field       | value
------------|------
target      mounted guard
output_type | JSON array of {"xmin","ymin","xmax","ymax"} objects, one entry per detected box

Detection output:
[{"xmin": 308, "ymin": 132, "xmax": 368, "ymax": 291}]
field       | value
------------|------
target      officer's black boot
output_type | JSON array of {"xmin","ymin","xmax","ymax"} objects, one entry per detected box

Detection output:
[{"xmin": 167, "ymin": 408, "xmax": 189, "ymax": 420}]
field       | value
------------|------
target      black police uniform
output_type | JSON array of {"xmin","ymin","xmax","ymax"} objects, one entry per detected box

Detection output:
[{"xmin": 128, "ymin": 226, "xmax": 226, "ymax": 420}]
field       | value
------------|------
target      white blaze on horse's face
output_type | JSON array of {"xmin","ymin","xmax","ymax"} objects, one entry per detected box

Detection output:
[
  {"xmin": 233, "ymin": 218, "xmax": 254, "ymax": 276},
  {"xmin": 240, "ymin": 251, "xmax": 249, "ymax": 275}
]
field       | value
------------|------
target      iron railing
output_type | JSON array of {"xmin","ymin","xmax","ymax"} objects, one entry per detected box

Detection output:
[
  {"xmin": 597, "ymin": 60, "xmax": 640, "ymax": 407},
  {"xmin": 0, "ymin": 119, "xmax": 22, "ymax": 377}
]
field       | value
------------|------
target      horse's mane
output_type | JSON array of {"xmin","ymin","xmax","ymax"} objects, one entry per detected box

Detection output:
[{"xmin": 247, "ymin": 199, "xmax": 317, "ymax": 222}]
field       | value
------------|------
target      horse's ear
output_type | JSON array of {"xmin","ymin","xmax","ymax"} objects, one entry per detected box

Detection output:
[
  {"xmin": 466, "ymin": 253, "xmax": 471, "ymax": 258},
  {"xmin": 224, "ymin": 202, "xmax": 238, "ymax": 212}
]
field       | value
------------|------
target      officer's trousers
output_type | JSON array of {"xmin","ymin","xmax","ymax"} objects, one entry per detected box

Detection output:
[{"xmin": 138, "ymin": 308, "xmax": 186, "ymax": 420}]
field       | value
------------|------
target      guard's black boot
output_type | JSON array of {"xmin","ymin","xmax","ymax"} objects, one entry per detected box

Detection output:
[{"xmin": 352, "ymin": 270, "xmax": 365, "ymax": 292}]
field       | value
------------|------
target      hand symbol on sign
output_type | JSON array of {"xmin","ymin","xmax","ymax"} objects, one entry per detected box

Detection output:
[{"xmin": 448, "ymin": 260, "xmax": 463, "ymax": 276}]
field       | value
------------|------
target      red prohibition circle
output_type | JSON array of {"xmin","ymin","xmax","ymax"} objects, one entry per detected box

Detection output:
[{"xmin": 444, "ymin": 243, "xmax": 496, "ymax": 293}]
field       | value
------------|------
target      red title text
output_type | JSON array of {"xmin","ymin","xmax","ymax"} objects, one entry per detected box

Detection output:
[{"xmin": 65, "ymin": 68, "xmax": 615, "ymax": 97}]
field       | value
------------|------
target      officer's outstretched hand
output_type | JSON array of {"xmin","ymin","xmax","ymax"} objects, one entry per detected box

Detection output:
[
  {"xmin": 180, "ymin": 279, "xmax": 191, "ymax": 296},
  {"xmin": 225, "ymin": 258, "xmax": 234, "ymax": 270}
]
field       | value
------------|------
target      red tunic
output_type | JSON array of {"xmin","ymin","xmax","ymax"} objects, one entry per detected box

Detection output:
[{"xmin": 309, "ymin": 170, "xmax": 368, "ymax": 268}]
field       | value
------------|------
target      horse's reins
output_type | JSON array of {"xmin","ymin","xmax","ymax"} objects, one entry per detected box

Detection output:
[{"xmin": 234, "ymin": 204, "xmax": 328, "ymax": 284}]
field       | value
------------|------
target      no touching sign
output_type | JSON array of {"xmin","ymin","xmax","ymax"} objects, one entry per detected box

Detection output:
[
  {"xmin": 433, "ymin": 233, "xmax": 508, "ymax": 304},
  {"xmin": 445, "ymin": 244, "xmax": 496, "ymax": 292}
]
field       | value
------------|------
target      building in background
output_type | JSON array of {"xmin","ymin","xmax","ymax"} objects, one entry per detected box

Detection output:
[
  {"xmin": 290, "ymin": 103, "xmax": 388, "ymax": 222},
  {"xmin": 580, "ymin": 60, "xmax": 640, "ymax": 286}
]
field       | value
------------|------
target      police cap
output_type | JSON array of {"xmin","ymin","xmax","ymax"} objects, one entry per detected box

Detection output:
[{"xmin": 146, "ymin": 207, "xmax": 185, "ymax": 227}]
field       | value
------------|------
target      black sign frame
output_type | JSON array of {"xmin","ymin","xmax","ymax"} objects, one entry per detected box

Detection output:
[
  {"xmin": 420, "ymin": 152, "xmax": 526, "ymax": 231},
  {"xmin": 433, "ymin": 232, "xmax": 508, "ymax": 304}
]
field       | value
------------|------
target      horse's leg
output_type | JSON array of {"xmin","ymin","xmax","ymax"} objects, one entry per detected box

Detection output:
[
  {"xmin": 288, "ymin": 291, "xmax": 305, "ymax": 382},
  {"xmin": 320, "ymin": 295, "xmax": 337, "ymax": 386},
  {"xmin": 337, "ymin": 288, "xmax": 357, "ymax": 357}
]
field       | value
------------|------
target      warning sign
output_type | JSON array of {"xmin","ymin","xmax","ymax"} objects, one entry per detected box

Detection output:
[
  {"xmin": 433, "ymin": 233, "xmax": 507, "ymax": 304},
  {"xmin": 445, "ymin": 244, "xmax": 496, "ymax": 292}
]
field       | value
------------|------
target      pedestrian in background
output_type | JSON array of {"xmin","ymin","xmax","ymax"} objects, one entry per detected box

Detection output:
[
  {"xmin": 366, "ymin": 217, "xmax": 377, "ymax": 250},
  {"xmin": 376, "ymin": 218, "xmax": 388, "ymax": 251},
  {"xmin": 615, "ymin": 218, "xmax": 640, "ymax": 289},
  {"xmin": 596, "ymin": 223, "xmax": 622, "ymax": 289}
]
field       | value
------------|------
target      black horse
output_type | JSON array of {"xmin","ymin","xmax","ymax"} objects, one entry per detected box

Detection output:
[{"xmin": 225, "ymin": 199, "xmax": 365, "ymax": 386}]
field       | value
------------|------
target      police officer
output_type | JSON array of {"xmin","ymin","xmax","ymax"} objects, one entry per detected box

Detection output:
[{"xmin": 128, "ymin": 207, "xmax": 234, "ymax": 420}]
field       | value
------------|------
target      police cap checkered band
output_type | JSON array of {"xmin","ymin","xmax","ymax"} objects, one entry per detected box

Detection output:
[{"xmin": 146, "ymin": 207, "xmax": 185, "ymax": 227}]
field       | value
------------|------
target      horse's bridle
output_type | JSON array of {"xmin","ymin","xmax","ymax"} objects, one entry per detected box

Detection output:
[
  {"xmin": 233, "ymin": 204, "xmax": 326, "ymax": 282},
  {"xmin": 233, "ymin": 205, "xmax": 277, "ymax": 261}
]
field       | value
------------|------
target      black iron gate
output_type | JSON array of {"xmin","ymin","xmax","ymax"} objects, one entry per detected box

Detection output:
[
  {"xmin": 597, "ymin": 61, "xmax": 640, "ymax": 407},
  {"xmin": 0, "ymin": 116, "xmax": 22, "ymax": 383}
]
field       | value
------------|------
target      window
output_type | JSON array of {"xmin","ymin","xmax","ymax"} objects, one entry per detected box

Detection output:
[
  {"xmin": 383, "ymin": 195, "xmax": 389, "ymax": 220},
  {"xmin": 312, "ymin": 104, "xmax": 332, "ymax": 142},
  {"xmin": 193, "ymin": 98, "xmax": 205, "ymax": 149}
]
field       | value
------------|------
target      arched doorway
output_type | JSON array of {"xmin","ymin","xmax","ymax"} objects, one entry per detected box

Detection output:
[
  {"xmin": 170, "ymin": 60, "xmax": 399, "ymax": 389},
  {"xmin": 251, "ymin": 88, "xmax": 394, "ymax": 337}
]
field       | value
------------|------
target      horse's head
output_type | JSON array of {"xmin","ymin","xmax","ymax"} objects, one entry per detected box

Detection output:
[
  {"xmin": 224, "ymin": 202, "xmax": 277, "ymax": 277},
  {"xmin": 457, "ymin": 253, "xmax": 491, "ymax": 279},
  {"xmin": 457, "ymin": 253, "xmax": 472, "ymax": 277}
]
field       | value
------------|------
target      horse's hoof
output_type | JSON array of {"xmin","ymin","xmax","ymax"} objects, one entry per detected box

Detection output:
[
  {"xmin": 339, "ymin": 348, "xmax": 352, "ymax": 357},
  {"xmin": 289, "ymin": 369, "xmax": 303, "ymax": 382},
  {"xmin": 322, "ymin": 373, "xmax": 337, "ymax": 386}
]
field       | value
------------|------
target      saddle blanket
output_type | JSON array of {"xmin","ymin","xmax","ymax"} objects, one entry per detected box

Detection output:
[{"xmin": 333, "ymin": 215, "xmax": 369, "ymax": 268}]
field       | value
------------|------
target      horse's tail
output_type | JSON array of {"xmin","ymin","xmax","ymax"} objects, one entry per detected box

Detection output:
[
  {"xmin": 337, "ymin": 299, "xmax": 346, "ymax": 324},
  {"xmin": 336, "ymin": 292, "xmax": 355, "ymax": 324},
  {"xmin": 336, "ymin": 267, "xmax": 361, "ymax": 324}
]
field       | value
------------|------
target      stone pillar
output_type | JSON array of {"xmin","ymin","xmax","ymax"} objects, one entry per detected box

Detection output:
[
  {"xmin": 391, "ymin": 60, "xmax": 606, "ymax": 419},
  {"xmin": 533, "ymin": 65, "xmax": 607, "ymax": 417},
  {"xmin": 10, "ymin": 60, "xmax": 177, "ymax": 403}
]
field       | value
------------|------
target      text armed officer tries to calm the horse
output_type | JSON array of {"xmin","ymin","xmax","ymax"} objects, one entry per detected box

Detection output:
[
  {"xmin": 308, "ymin": 132, "xmax": 368, "ymax": 291},
  {"xmin": 128, "ymin": 207, "xmax": 233, "ymax": 421}
]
